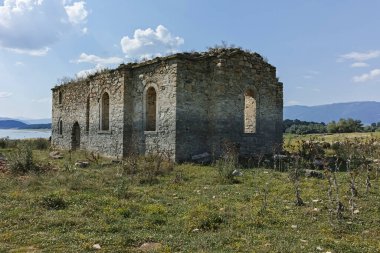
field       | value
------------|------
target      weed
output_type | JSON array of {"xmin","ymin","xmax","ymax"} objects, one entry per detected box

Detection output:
[
  {"xmin": 114, "ymin": 177, "xmax": 131, "ymax": 199},
  {"xmin": 258, "ymin": 183, "xmax": 269, "ymax": 215},
  {"xmin": 7, "ymin": 143, "xmax": 36, "ymax": 174},
  {"xmin": 31, "ymin": 138, "xmax": 50, "ymax": 150},
  {"xmin": 184, "ymin": 204, "xmax": 225, "ymax": 231},
  {"xmin": 288, "ymin": 152, "xmax": 305, "ymax": 206},
  {"xmin": 216, "ymin": 141, "xmax": 240, "ymax": 184},
  {"xmin": 40, "ymin": 193, "xmax": 67, "ymax": 210}
]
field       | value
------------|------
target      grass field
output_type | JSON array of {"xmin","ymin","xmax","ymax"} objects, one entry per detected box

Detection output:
[
  {"xmin": 0, "ymin": 136, "xmax": 380, "ymax": 252},
  {"xmin": 284, "ymin": 132, "xmax": 380, "ymax": 146}
]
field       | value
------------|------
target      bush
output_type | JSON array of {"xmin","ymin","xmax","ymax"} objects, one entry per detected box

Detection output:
[
  {"xmin": 138, "ymin": 154, "xmax": 163, "ymax": 184},
  {"xmin": 184, "ymin": 204, "xmax": 225, "ymax": 231},
  {"xmin": 119, "ymin": 204, "xmax": 141, "ymax": 218},
  {"xmin": 40, "ymin": 194, "xmax": 67, "ymax": 210},
  {"xmin": 327, "ymin": 118, "xmax": 364, "ymax": 133},
  {"xmin": 0, "ymin": 138, "xmax": 49, "ymax": 150},
  {"xmin": 7, "ymin": 143, "xmax": 36, "ymax": 174},
  {"xmin": 0, "ymin": 137, "xmax": 18, "ymax": 149},
  {"xmin": 283, "ymin": 119, "xmax": 326, "ymax": 134},
  {"xmin": 0, "ymin": 137, "xmax": 8, "ymax": 149},
  {"xmin": 122, "ymin": 152, "xmax": 173, "ymax": 185},
  {"xmin": 144, "ymin": 203, "xmax": 168, "ymax": 226},
  {"xmin": 216, "ymin": 141, "xmax": 240, "ymax": 183},
  {"xmin": 114, "ymin": 177, "xmax": 131, "ymax": 199},
  {"xmin": 31, "ymin": 138, "xmax": 50, "ymax": 150}
]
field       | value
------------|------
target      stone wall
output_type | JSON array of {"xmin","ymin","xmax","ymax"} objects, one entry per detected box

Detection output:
[
  {"xmin": 123, "ymin": 59, "xmax": 177, "ymax": 160},
  {"xmin": 175, "ymin": 50, "xmax": 283, "ymax": 161},
  {"xmin": 51, "ymin": 69, "xmax": 125, "ymax": 158},
  {"xmin": 51, "ymin": 48, "xmax": 283, "ymax": 162}
]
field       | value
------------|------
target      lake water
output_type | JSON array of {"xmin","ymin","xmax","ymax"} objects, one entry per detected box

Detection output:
[{"xmin": 0, "ymin": 129, "xmax": 51, "ymax": 139}]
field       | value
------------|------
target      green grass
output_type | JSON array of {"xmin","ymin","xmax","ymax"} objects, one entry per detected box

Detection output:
[{"xmin": 1, "ymin": 139, "xmax": 380, "ymax": 252}]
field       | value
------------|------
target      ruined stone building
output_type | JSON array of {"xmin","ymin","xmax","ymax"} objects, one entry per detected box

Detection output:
[{"xmin": 51, "ymin": 48, "xmax": 283, "ymax": 162}]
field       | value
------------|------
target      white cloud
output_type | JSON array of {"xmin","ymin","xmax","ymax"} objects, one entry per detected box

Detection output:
[
  {"xmin": 0, "ymin": 92, "xmax": 12, "ymax": 98},
  {"xmin": 76, "ymin": 53, "xmax": 123, "ymax": 65},
  {"xmin": 285, "ymin": 100, "xmax": 300, "ymax": 106},
  {"xmin": 353, "ymin": 68, "xmax": 380, "ymax": 82},
  {"xmin": 303, "ymin": 70, "xmax": 319, "ymax": 79},
  {"xmin": 308, "ymin": 70, "xmax": 319, "ymax": 75},
  {"xmin": 64, "ymin": 1, "xmax": 88, "ymax": 24},
  {"xmin": 76, "ymin": 64, "xmax": 105, "ymax": 79},
  {"xmin": 120, "ymin": 25, "xmax": 184, "ymax": 59},
  {"xmin": 339, "ymin": 50, "xmax": 380, "ymax": 62},
  {"xmin": 351, "ymin": 62, "xmax": 369, "ymax": 68},
  {"xmin": 7, "ymin": 47, "xmax": 50, "ymax": 56},
  {"xmin": 0, "ymin": 0, "xmax": 88, "ymax": 56},
  {"xmin": 32, "ymin": 97, "xmax": 50, "ymax": 103}
]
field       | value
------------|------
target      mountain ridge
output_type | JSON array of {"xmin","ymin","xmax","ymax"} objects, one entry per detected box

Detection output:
[
  {"xmin": 0, "ymin": 120, "xmax": 51, "ymax": 129},
  {"xmin": 284, "ymin": 101, "xmax": 380, "ymax": 124}
]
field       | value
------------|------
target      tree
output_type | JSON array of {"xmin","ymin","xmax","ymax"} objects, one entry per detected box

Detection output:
[{"xmin": 327, "ymin": 118, "xmax": 363, "ymax": 133}]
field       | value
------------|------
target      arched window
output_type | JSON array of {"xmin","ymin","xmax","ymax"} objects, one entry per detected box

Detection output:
[
  {"xmin": 145, "ymin": 87, "xmax": 157, "ymax": 131},
  {"xmin": 244, "ymin": 89, "xmax": 256, "ymax": 133},
  {"xmin": 58, "ymin": 119, "xmax": 63, "ymax": 135},
  {"xmin": 86, "ymin": 96, "xmax": 90, "ymax": 132},
  {"xmin": 101, "ymin": 92, "xmax": 110, "ymax": 131},
  {"xmin": 58, "ymin": 91, "xmax": 62, "ymax": 104}
]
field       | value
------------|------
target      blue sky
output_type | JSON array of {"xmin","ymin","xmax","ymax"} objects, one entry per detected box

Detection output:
[{"xmin": 0, "ymin": 0, "xmax": 380, "ymax": 119}]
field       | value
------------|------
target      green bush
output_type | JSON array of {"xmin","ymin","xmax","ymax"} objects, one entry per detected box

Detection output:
[
  {"xmin": 117, "ymin": 146, "xmax": 175, "ymax": 185},
  {"xmin": 216, "ymin": 141, "xmax": 240, "ymax": 184},
  {"xmin": 119, "ymin": 204, "xmax": 141, "ymax": 218},
  {"xmin": 136, "ymin": 153, "xmax": 173, "ymax": 185},
  {"xmin": 0, "ymin": 137, "xmax": 18, "ymax": 149},
  {"xmin": 216, "ymin": 158, "xmax": 237, "ymax": 183},
  {"xmin": 327, "ymin": 118, "xmax": 364, "ymax": 133},
  {"xmin": 138, "ymin": 154, "xmax": 161, "ymax": 184},
  {"xmin": 144, "ymin": 204, "xmax": 168, "ymax": 226},
  {"xmin": 31, "ymin": 138, "xmax": 50, "ymax": 150},
  {"xmin": 184, "ymin": 204, "xmax": 225, "ymax": 231},
  {"xmin": 0, "ymin": 137, "xmax": 8, "ymax": 149},
  {"xmin": 114, "ymin": 177, "xmax": 131, "ymax": 199},
  {"xmin": 40, "ymin": 194, "xmax": 67, "ymax": 210},
  {"xmin": 7, "ymin": 143, "xmax": 36, "ymax": 174}
]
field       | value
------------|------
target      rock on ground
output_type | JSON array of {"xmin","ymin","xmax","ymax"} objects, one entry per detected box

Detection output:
[
  {"xmin": 139, "ymin": 242, "xmax": 162, "ymax": 251},
  {"xmin": 49, "ymin": 151, "xmax": 63, "ymax": 159}
]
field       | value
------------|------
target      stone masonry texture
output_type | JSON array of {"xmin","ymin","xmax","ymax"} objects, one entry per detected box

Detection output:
[{"xmin": 51, "ymin": 48, "xmax": 283, "ymax": 162}]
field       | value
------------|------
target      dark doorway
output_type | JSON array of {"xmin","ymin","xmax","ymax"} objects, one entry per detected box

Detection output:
[{"xmin": 71, "ymin": 122, "xmax": 80, "ymax": 150}]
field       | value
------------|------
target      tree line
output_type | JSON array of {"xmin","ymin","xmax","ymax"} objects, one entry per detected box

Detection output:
[{"xmin": 283, "ymin": 118, "xmax": 380, "ymax": 135}]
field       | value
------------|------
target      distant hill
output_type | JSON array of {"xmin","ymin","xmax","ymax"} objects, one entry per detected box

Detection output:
[
  {"xmin": 0, "ymin": 120, "xmax": 28, "ymax": 129},
  {"xmin": 284, "ymin": 101, "xmax": 380, "ymax": 124},
  {"xmin": 21, "ymin": 123, "xmax": 52, "ymax": 129},
  {"xmin": 0, "ymin": 117, "xmax": 14, "ymax": 121},
  {"xmin": 20, "ymin": 118, "xmax": 52, "ymax": 124},
  {"xmin": 0, "ymin": 120, "xmax": 51, "ymax": 129}
]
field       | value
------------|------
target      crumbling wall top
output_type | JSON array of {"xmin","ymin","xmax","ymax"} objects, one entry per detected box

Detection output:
[{"xmin": 52, "ymin": 48, "xmax": 275, "ymax": 90}]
